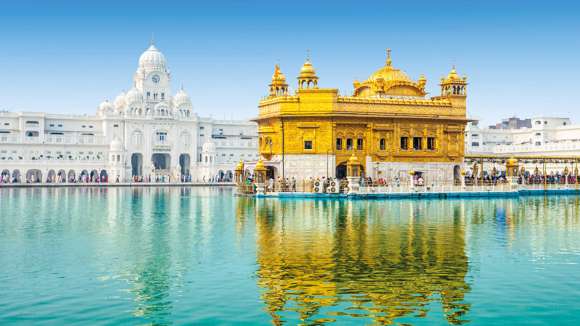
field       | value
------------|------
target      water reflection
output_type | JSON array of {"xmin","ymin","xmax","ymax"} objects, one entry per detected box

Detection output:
[
  {"xmin": 252, "ymin": 199, "xmax": 471, "ymax": 325},
  {"xmin": 3, "ymin": 187, "xmax": 580, "ymax": 325}
]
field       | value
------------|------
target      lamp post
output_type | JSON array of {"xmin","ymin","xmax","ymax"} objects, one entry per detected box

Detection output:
[{"xmin": 253, "ymin": 159, "xmax": 267, "ymax": 195}]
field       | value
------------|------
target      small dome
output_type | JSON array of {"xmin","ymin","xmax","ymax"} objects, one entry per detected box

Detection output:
[
  {"xmin": 235, "ymin": 160, "xmax": 244, "ymax": 172},
  {"xmin": 441, "ymin": 66, "xmax": 467, "ymax": 85},
  {"xmin": 114, "ymin": 92, "xmax": 126, "ymax": 109},
  {"xmin": 109, "ymin": 137, "xmax": 123, "ymax": 151},
  {"xmin": 125, "ymin": 87, "xmax": 143, "ymax": 105},
  {"xmin": 447, "ymin": 67, "xmax": 460, "ymax": 81},
  {"xmin": 98, "ymin": 100, "xmax": 114, "ymax": 115},
  {"xmin": 271, "ymin": 64, "xmax": 287, "ymax": 83},
  {"xmin": 299, "ymin": 59, "xmax": 317, "ymax": 78},
  {"xmin": 138, "ymin": 44, "xmax": 166, "ymax": 71},
  {"xmin": 173, "ymin": 87, "xmax": 192, "ymax": 108},
  {"xmin": 202, "ymin": 140, "xmax": 216, "ymax": 153}
]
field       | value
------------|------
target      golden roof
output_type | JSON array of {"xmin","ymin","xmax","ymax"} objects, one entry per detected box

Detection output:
[
  {"xmin": 298, "ymin": 59, "xmax": 317, "ymax": 79},
  {"xmin": 441, "ymin": 66, "xmax": 467, "ymax": 85},
  {"xmin": 235, "ymin": 160, "xmax": 245, "ymax": 172},
  {"xmin": 368, "ymin": 49, "xmax": 412, "ymax": 83},
  {"xmin": 271, "ymin": 64, "xmax": 287, "ymax": 84},
  {"xmin": 353, "ymin": 49, "xmax": 426, "ymax": 97},
  {"xmin": 254, "ymin": 158, "xmax": 266, "ymax": 171}
]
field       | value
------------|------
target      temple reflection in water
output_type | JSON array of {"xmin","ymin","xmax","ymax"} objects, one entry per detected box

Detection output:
[{"xmin": 251, "ymin": 199, "xmax": 471, "ymax": 325}]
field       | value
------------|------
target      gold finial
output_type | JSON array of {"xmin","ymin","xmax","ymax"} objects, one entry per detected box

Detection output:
[
  {"xmin": 386, "ymin": 48, "xmax": 392, "ymax": 66},
  {"xmin": 306, "ymin": 49, "xmax": 311, "ymax": 62}
]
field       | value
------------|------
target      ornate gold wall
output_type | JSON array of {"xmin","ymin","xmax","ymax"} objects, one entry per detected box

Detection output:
[{"xmin": 256, "ymin": 51, "xmax": 468, "ymax": 171}]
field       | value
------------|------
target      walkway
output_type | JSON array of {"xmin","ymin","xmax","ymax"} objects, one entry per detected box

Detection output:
[{"xmin": 0, "ymin": 182, "xmax": 235, "ymax": 188}]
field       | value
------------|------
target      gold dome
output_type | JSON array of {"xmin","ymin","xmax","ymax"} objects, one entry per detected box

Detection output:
[
  {"xmin": 235, "ymin": 160, "xmax": 245, "ymax": 172},
  {"xmin": 254, "ymin": 158, "xmax": 266, "ymax": 172},
  {"xmin": 506, "ymin": 157, "xmax": 518, "ymax": 167},
  {"xmin": 271, "ymin": 64, "xmax": 287, "ymax": 83},
  {"xmin": 441, "ymin": 66, "xmax": 467, "ymax": 84},
  {"xmin": 353, "ymin": 49, "xmax": 426, "ymax": 97},
  {"xmin": 299, "ymin": 59, "xmax": 317, "ymax": 77},
  {"xmin": 367, "ymin": 49, "xmax": 412, "ymax": 84}
]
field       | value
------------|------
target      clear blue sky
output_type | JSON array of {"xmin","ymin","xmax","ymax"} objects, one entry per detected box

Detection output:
[{"xmin": 0, "ymin": 0, "xmax": 578, "ymax": 125}]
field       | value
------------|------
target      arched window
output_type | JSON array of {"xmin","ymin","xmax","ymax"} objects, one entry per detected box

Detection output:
[{"xmin": 131, "ymin": 130, "xmax": 143, "ymax": 146}]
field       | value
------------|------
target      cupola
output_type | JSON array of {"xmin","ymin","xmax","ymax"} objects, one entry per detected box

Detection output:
[
  {"xmin": 268, "ymin": 64, "xmax": 289, "ymax": 97},
  {"xmin": 297, "ymin": 57, "xmax": 318, "ymax": 90},
  {"xmin": 440, "ymin": 66, "xmax": 467, "ymax": 97}
]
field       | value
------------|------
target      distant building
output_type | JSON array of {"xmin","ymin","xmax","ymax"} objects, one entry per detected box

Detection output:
[
  {"xmin": 488, "ymin": 117, "xmax": 531, "ymax": 130},
  {"xmin": 466, "ymin": 117, "xmax": 580, "ymax": 156},
  {"xmin": 0, "ymin": 43, "xmax": 258, "ymax": 183}
]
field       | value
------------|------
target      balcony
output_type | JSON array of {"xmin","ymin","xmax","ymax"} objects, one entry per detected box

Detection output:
[{"xmin": 152, "ymin": 139, "xmax": 172, "ymax": 151}]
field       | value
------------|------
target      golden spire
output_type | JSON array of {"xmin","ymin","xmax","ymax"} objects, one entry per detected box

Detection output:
[{"xmin": 386, "ymin": 48, "xmax": 392, "ymax": 67}]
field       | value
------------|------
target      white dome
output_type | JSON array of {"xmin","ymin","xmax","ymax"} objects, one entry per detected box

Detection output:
[
  {"xmin": 202, "ymin": 140, "xmax": 216, "ymax": 153},
  {"xmin": 173, "ymin": 88, "xmax": 192, "ymax": 108},
  {"xmin": 109, "ymin": 137, "xmax": 123, "ymax": 151},
  {"xmin": 138, "ymin": 44, "xmax": 166, "ymax": 71},
  {"xmin": 125, "ymin": 87, "xmax": 143, "ymax": 105},
  {"xmin": 114, "ymin": 92, "xmax": 126, "ymax": 110},
  {"xmin": 98, "ymin": 100, "xmax": 114, "ymax": 115}
]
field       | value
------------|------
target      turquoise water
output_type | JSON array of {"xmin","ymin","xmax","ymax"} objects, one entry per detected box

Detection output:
[{"xmin": 1, "ymin": 187, "xmax": 580, "ymax": 325}]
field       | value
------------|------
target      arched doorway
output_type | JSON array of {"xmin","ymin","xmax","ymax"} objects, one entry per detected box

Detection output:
[
  {"xmin": 57, "ymin": 169, "xmax": 66, "ymax": 183},
  {"xmin": 131, "ymin": 153, "xmax": 143, "ymax": 177},
  {"xmin": 90, "ymin": 170, "xmax": 99, "ymax": 182},
  {"xmin": 80, "ymin": 170, "xmax": 89, "ymax": 182},
  {"xmin": 1, "ymin": 169, "xmax": 9, "ymax": 183},
  {"xmin": 68, "ymin": 170, "xmax": 76, "ymax": 183},
  {"xmin": 218, "ymin": 170, "xmax": 225, "ymax": 181},
  {"xmin": 47, "ymin": 169, "xmax": 56, "ymax": 183},
  {"xmin": 336, "ymin": 163, "xmax": 347, "ymax": 179},
  {"xmin": 100, "ymin": 170, "xmax": 108, "ymax": 183},
  {"xmin": 152, "ymin": 153, "xmax": 170, "ymax": 171},
  {"xmin": 453, "ymin": 165, "xmax": 461, "ymax": 185},
  {"xmin": 266, "ymin": 166, "xmax": 277, "ymax": 180},
  {"xmin": 12, "ymin": 169, "xmax": 21, "ymax": 183},
  {"xmin": 26, "ymin": 169, "xmax": 42, "ymax": 183},
  {"xmin": 179, "ymin": 154, "xmax": 190, "ymax": 177},
  {"xmin": 226, "ymin": 170, "xmax": 233, "ymax": 182},
  {"xmin": 336, "ymin": 162, "xmax": 365, "ymax": 179}
]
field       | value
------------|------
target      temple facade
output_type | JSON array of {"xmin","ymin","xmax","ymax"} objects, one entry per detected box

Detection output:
[
  {"xmin": 0, "ymin": 43, "xmax": 258, "ymax": 184},
  {"xmin": 255, "ymin": 50, "xmax": 468, "ymax": 184}
]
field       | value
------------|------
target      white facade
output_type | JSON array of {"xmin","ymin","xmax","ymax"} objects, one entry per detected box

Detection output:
[
  {"xmin": 466, "ymin": 117, "xmax": 580, "ymax": 156},
  {"xmin": 0, "ymin": 44, "xmax": 258, "ymax": 183}
]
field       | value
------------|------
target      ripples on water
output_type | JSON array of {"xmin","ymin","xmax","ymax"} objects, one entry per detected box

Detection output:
[{"xmin": 1, "ymin": 187, "xmax": 580, "ymax": 325}]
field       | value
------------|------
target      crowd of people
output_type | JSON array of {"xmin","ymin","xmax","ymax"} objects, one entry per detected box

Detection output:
[{"xmin": 464, "ymin": 171, "xmax": 579, "ymax": 186}]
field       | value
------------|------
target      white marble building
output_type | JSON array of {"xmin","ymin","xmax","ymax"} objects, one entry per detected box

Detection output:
[
  {"xmin": 0, "ymin": 43, "xmax": 258, "ymax": 183},
  {"xmin": 466, "ymin": 117, "xmax": 580, "ymax": 156},
  {"xmin": 465, "ymin": 116, "xmax": 580, "ymax": 173}
]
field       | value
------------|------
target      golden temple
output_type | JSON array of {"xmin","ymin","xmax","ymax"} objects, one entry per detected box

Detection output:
[{"xmin": 256, "ymin": 50, "xmax": 468, "ymax": 182}]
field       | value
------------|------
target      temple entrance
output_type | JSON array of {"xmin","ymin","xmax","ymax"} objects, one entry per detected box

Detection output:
[
  {"xmin": 152, "ymin": 153, "xmax": 171, "ymax": 171},
  {"xmin": 266, "ymin": 166, "xmax": 277, "ymax": 180},
  {"xmin": 336, "ymin": 163, "xmax": 347, "ymax": 179},
  {"xmin": 336, "ymin": 162, "xmax": 365, "ymax": 179},
  {"xmin": 131, "ymin": 153, "xmax": 143, "ymax": 177},
  {"xmin": 179, "ymin": 154, "xmax": 190, "ymax": 176}
]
